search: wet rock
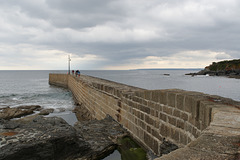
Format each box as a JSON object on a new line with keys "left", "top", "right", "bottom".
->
{"left": 39, "top": 108, "right": 54, "bottom": 115}
{"left": 56, "top": 108, "right": 66, "bottom": 112}
{"left": 18, "top": 105, "right": 41, "bottom": 111}
{"left": 0, "top": 120, "right": 19, "bottom": 129}
{"left": 0, "top": 105, "right": 41, "bottom": 120}
{"left": 74, "top": 115, "right": 128, "bottom": 159}
{"left": 73, "top": 103, "right": 93, "bottom": 121}
{"left": 0, "top": 114, "right": 128, "bottom": 160}
{"left": 0, "top": 116, "right": 90, "bottom": 160}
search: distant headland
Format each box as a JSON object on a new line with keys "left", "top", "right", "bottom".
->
{"left": 186, "top": 59, "right": 240, "bottom": 79}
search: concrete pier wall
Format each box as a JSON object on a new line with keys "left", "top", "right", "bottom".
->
{"left": 49, "top": 74, "right": 240, "bottom": 159}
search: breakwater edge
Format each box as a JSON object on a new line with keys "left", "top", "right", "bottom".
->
{"left": 49, "top": 73, "right": 240, "bottom": 159}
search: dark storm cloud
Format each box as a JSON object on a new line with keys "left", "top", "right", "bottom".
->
{"left": 0, "top": 0, "right": 239, "bottom": 69}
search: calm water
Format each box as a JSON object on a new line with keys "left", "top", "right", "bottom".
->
{"left": 0, "top": 70, "right": 239, "bottom": 160}
{"left": 81, "top": 69, "right": 240, "bottom": 101}
{"left": 0, "top": 69, "right": 239, "bottom": 109}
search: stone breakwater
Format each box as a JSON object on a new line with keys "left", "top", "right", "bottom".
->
{"left": 49, "top": 74, "right": 240, "bottom": 160}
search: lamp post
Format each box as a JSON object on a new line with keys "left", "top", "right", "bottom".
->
{"left": 68, "top": 55, "right": 71, "bottom": 75}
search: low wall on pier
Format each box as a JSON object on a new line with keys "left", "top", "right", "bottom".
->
{"left": 49, "top": 73, "right": 240, "bottom": 160}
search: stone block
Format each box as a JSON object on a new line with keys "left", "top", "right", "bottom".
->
{"left": 195, "top": 119, "right": 201, "bottom": 130}
{"left": 204, "top": 105, "right": 212, "bottom": 127}
{"left": 134, "top": 117, "right": 138, "bottom": 125}
{"left": 160, "top": 112, "right": 167, "bottom": 122}
{"left": 192, "top": 127, "right": 198, "bottom": 138}
{"left": 139, "top": 120, "right": 146, "bottom": 130}
{"left": 188, "top": 115, "right": 196, "bottom": 126}
{"left": 184, "top": 96, "right": 193, "bottom": 113}
{"left": 144, "top": 91, "right": 152, "bottom": 100}
{"left": 142, "top": 99, "right": 148, "bottom": 106}
{"left": 133, "top": 96, "right": 142, "bottom": 104}
{"left": 152, "top": 138, "right": 159, "bottom": 155}
{"left": 199, "top": 101, "right": 212, "bottom": 127}
{"left": 135, "top": 110, "right": 140, "bottom": 119}
{"left": 147, "top": 125, "right": 152, "bottom": 134}
{"left": 162, "top": 106, "right": 173, "bottom": 115}
{"left": 185, "top": 122, "right": 193, "bottom": 133}
{"left": 128, "top": 100, "right": 133, "bottom": 108}
{"left": 168, "top": 116, "right": 176, "bottom": 126}
{"left": 176, "top": 119, "right": 185, "bottom": 130}
{"left": 138, "top": 128, "right": 144, "bottom": 140}
{"left": 152, "top": 90, "right": 161, "bottom": 103}
{"left": 159, "top": 91, "right": 168, "bottom": 105}
{"left": 122, "top": 103, "right": 129, "bottom": 112}
{"left": 150, "top": 109, "right": 155, "bottom": 116}
{"left": 133, "top": 125, "right": 139, "bottom": 137}
{"left": 192, "top": 100, "right": 200, "bottom": 120}
{"left": 135, "top": 91, "right": 145, "bottom": 98}
{"left": 173, "top": 109, "right": 180, "bottom": 118}
{"left": 152, "top": 128, "right": 162, "bottom": 141}
{"left": 211, "top": 108, "right": 240, "bottom": 130}
{"left": 160, "top": 123, "right": 167, "bottom": 137}
{"left": 155, "top": 104, "right": 163, "bottom": 111}
{"left": 167, "top": 92, "right": 176, "bottom": 107}
{"left": 145, "top": 115, "right": 154, "bottom": 126}
{"left": 140, "top": 112, "right": 145, "bottom": 120}
{"left": 144, "top": 132, "right": 153, "bottom": 148}
{"left": 154, "top": 119, "right": 160, "bottom": 128}
{"left": 171, "top": 128, "right": 179, "bottom": 142}
{"left": 188, "top": 133, "right": 240, "bottom": 157}
{"left": 181, "top": 112, "right": 188, "bottom": 121}
{"left": 143, "top": 105, "right": 151, "bottom": 114}
{"left": 176, "top": 94, "right": 185, "bottom": 111}
{"left": 148, "top": 101, "right": 156, "bottom": 109}
{"left": 179, "top": 132, "right": 188, "bottom": 145}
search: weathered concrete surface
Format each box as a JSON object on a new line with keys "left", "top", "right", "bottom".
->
{"left": 156, "top": 107, "right": 240, "bottom": 160}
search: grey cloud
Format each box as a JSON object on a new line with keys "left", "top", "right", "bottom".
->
{"left": 0, "top": 0, "right": 239, "bottom": 70}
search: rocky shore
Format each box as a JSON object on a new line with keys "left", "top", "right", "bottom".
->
{"left": 0, "top": 108, "right": 128, "bottom": 160}
{"left": 186, "top": 68, "right": 240, "bottom": 78}
{"left": 186, "top": 59, "right": 240, "bottom": 79}
{"left": 0, "top": 105, "right": 179, "bottom": 159}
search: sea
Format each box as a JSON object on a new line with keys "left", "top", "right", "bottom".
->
{"left": 0, "top": 69, "right": 239, "bottom": 159}
{"left": 0, "top": 69, "right": 240, "bottom": 115}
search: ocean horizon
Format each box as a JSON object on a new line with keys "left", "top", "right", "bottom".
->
{"left": 0, "top": 69, "right": 239, "bottom": 110}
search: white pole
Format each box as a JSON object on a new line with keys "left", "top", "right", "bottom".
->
{"left": 68, "top": 55, "right": 71, "bottom": 75}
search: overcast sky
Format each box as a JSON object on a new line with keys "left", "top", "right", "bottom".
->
{"left": 0, "top": 0, "right": 239, "bottom": 70}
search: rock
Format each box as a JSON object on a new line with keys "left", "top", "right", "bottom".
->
{"left": 56, "top": 108, "right": 66, "bottom": 112}
{"left": 39, "top": 108, "right": 54, "bottom": 115}
{"left": 160, "top": 138, "right": 178, "bottom": 156}
{"left": 0, "top": 105, "right": 42, "bottom": 120}
{"left": 74, "top": 115, "right": 128, "bottom": 159}
{"left": 18, "top": 105, "right": 41, "bottom": 111}
{"left": 0, "top": 116, "right": 90, "bottom": 160}
{"left": 73, "top": 103, "right": 93, "bottom": 121}
{"left": 0, "top": 114, "right": 129, "bottom": 160}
